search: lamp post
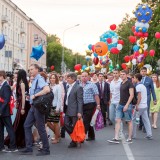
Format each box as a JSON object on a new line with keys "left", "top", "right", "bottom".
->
{"left": 61, "top": 24, "right": 80, "bottom": 74}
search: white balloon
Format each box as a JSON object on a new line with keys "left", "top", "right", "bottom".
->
{"left": 143, "top": 43, "right": 148, "bottom": 50}
{"left": 135, "top": 22, "right": 140, "bottom": 27}
{"left": 139, "top": 22, "right": 144, "bottom": 28}
{"left": 136, "top": 40, "right": 140, "bottom": 46}
{"left": 144, "top": 23, "right": 149, "bottom": 29}
{"left": 112, "top": 38, "right": 118, "bottom": 43}
{"left": 132, "top": 59, "right": 137, "bottom": 65}
{"left": 117, "top": 44, "right": 123, "bottom": 50}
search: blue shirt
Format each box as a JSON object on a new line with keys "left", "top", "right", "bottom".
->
{"left": 30, "top": 74, "right": 48, "bottom": 104}
{"left": 80, "top": 81, "right": 99, "bottom": 104}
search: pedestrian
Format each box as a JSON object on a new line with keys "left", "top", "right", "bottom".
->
{"left": 80, "top": 72, "right": 100, "bottom": 141}
{"left": 132, "top": 73, "right": 152, "bottom": 139}
{"left": 64, "top": 73, "right": 83, "bottom": 148}
{"left": 5, "top": 69, "right": 30, "bottom": 149}
{"left": 0, "top": 70, "right": 17, "bottom": 152}
{"left": 96, "top": 73, "right": 110, "bottom": 126}
{"left": 20, "top": 64, "right": 50, "bottom": 156}
{"left": 150, "top": 74, "right": 160, "bottom": 129}
{"left": 47, "top": 73, "right": 62, "bottom": 144}
{"left": 108, "top": 70, "right": 134, "bottom": 144}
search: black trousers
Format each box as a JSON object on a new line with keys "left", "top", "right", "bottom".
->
{"left": 64, "top": 115, "right": 78, "bottom": 135}
{"left": 100, "top": 99, "right": 107, "bottom": 125}
{"left": 83, "top": 103, "right": 96, "bottom": 139}
{"left": 0, "top": 116, "right": 16, "bottom": 149}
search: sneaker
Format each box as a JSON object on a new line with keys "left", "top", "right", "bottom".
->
{"left": 47, "top": 135, "right": 51, "bottom": 140}
{"left": 126, "top": 139, "right": 133, "bottom": 144}
{"left": 107, "top": 138, "right": 120, "bottom": 144}
{"left": 19, "top": 148, "right": 33, "bottom": 155}
{"left": 0, "top": 148, "right": 6, "bottom": 152}
{"left": 145, "top": 136, "right": 153, "bottom": 140}
{"left": 4, "top": 148, "right": 18, "bottom": 153}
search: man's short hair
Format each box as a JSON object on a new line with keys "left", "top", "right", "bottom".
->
{"left": 140, "top": 67, "right": 147, "bottom": 71}
{"left": 67, "top": 72, "right": 77, "bottom": 81}
{"left": 134, "top": 73, "right": 142, "bottom": 81}
{"left": 98, "top": 73, "right": 104, "bottom": 76}
{"left": 30, "top": 64, "right": 40, "bottom": 70}
{"left": 120, "top": 70, "right": 128, "bottom": 75}
{"left": 0, "top": 70, "right": 6, "bottom": 79}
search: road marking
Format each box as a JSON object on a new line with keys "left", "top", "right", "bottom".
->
{"left": 121, "top": 133, "right": 135, "bottom": 160}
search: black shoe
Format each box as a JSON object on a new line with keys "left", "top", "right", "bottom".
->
{"left": 4, "top": 148, "right": 18, "bottom": 153}
{"left": 36, "top": 150, "right": 50, "bottom": 156}
{"left": 108, "top": 121, "right": 113, "bottom": 126}
{"left": 0, "top": 148, "right": 6, "bottom": 152}
{"left": 19, "top": 148, "right": 33, "bottom": 155}
{"left": 68, "top": 141, "right": 77, "bottom": 148}
{"left": 86, "top": 137, "right": 95, "bottom": 141}
{"left": 61, "top": 134, "right": 65, "bottom": 138}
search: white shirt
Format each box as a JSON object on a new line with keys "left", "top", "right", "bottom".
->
{"left": 51, "top": 84, "right": 62, "bottom": 111}
{"left": 136, "top": 83, "right": 147, "bottom": 108}
{"left": 65, "top": 82, "right": 76, "bottom": 106}
{"left": 110, "top": 78, "right": 122, "bottom": 104}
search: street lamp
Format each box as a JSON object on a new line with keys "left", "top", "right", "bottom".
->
{"left": 61, "top": 24, "right": 80, "bottom": 74}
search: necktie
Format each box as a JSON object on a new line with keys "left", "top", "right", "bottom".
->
{"left": 142, "top": 77, "right": 145, "bottom": 84}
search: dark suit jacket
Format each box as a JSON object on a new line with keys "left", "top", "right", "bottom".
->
{"left": 0, "top": 81, "right": 12, "bottom": 117}
{"left": 96, "top": 81, "right": 110, "bottom": 104}
{"left": 143, "top": 76, "right": 156, "bottom": 101}
{"left": 65, "top": 82, "right": 83, "bottom": 117}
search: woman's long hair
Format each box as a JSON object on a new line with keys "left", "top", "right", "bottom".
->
{"left": 152, "top": 74, "right": 160, "bottom": 88}
{"left": 16, "top": 69, "right": 29, "bottom": 99}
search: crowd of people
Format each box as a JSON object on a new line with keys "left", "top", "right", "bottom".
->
{"left": 0, "top": 64, "right": 159, "bottom": 156}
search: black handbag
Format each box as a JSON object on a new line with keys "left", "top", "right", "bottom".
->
{"left": 33, "top": 80, "right": 54, "bottom": 114}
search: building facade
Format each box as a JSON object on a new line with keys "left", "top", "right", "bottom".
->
{"left": 0, "top": 0, "right": 47, "bottom": 72}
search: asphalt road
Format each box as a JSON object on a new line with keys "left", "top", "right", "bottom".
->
{"left": 0, "top": 117, "right": 160, "bottom": 160}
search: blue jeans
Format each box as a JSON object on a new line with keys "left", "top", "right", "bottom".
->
{"left": 116, "top": 104, "right": 133, "bottom": 121}
{"left": 24, "top": 106, "right": 49, "bottom": 152}
{"left": 109, "top": 103, "right": 119, "bottom": 124}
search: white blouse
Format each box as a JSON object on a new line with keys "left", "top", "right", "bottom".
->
{"left": 51, "top": 84, "right": 62, "bottom": 111}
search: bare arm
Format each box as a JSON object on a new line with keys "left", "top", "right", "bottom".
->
{"left": 136, "top": 92, "right": 141, "bottom": 110}
{"left": 20, "top": 83, "right": 26, "bottom": 109}
{"left": 34, "top": 86, "right": 50, "bottom": 97}
{"left": 95, "top": 95, "right": 100, "bottom": 109}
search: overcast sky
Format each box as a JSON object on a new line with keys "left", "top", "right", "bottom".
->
{"left": 12, "top": 0, "right": 141, "bottom": 54}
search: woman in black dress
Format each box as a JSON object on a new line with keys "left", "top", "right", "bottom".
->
{"left": 5, "top": 69, "right": 30, "bottom": 148}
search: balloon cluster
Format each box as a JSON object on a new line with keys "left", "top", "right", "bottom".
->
{"left": 122, "top": 3, "right": 155, "bottom": 70}
{"left": 0, "top": 34, "right": 5, "bottom": 50}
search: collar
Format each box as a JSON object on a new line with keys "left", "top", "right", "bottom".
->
{"left": 0, "top": 80, "right": 6, "bottom": 87}
{"left": 70, "top": 81, "right": 76, "bottom": 87}
{"left": 33, "top": 74, "right": 41, "bottom": 81}
{"left": 113, "top": 78, "right": 121, "bottom": 82}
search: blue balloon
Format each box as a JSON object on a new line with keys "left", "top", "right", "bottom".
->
{"left": 93, "top": 53, "right": 98, "bottom": 57}
{"left": 30, "top": 45, "right": 44, "bottom": 61}
{"left": 136, "top": 27, "right": 139, "bottom": 32}
{"left": 88, "top": 44, "right": 92, "bottom": 50}
{"left": 82, "top": 65, "right": 87, "bottom": 70}
{"left": 133, "top": 45, "right": 139, "bottom": 52}
{"left": 135, "top": 4, "right": 153, "bottom": 23}
{"left": 0, "top": 34, "right": 5, "bottom": 50}
{"left": 142, "top": 27, "right": 147, "bottom": 33}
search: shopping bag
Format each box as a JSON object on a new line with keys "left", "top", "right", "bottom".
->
{"left": 70, "top": 119, "right": 86, "bottom": 143}
{"left": 90, "top": 109, "right": 99, "bottom": 126}
{"left": 95, "top": 111, "right": 104, "bottom": 131}
{"left": 60, "top": 112, "right": 65, "bottom": 127}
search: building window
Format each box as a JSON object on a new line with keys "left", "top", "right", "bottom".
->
{"left": 5, "top": 7, "right": 7, "bottom": 16}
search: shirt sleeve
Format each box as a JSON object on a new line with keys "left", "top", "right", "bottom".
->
{"left": 136, "top": 85, "right": 141, "bottom": 93}
{"left": 91, "top": 83, "right": 99, "bottom": 95}
{"left": 128, "top": 81, "right": 134, "bottom": 89}
{"left": 38, "top": 77, "right": 48, "bottom": 89}
{"left": 56, "top": 85, "right": 62, "bottom": 111}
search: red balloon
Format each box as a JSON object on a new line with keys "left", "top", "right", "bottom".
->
{"left": 93, "top": 57, "right": 99, "bottom": 65}
{"left": 129, "top": 36, "right": 136, "bottom": 44}
{"left": 132, "top": 26, "right": 135, "bottom": 32}
{"left": 134, "top": 32, "right": 138, "bottom": 36}
{"left": 144, "top": 50, "right": 148, "bottom": 57}
{"left": 107, "top": 38, "right": 112, "bottom": 44}
{"left": 121, "top": 63, "right": 127, "bottom": 69}
{"left": 155, "top": 32, "right": 160, "bottom": 39}
{"left": 91, "top": 45, "right": 95, "bottom": 52}
{"left": 137, "top": 32, "right": 143, "bottom": 37}
{"left": 144, "top": 32, "right": 149, "bottom": 37}
{"left": 124, "top": 56, "right": 130, "bottom": 62}
{"left": 110, "top": 47, "right": 119, "bottom": 54}
{"left": 118, "top": 40, "right": 124, "bottom": 45}
{"left": 50, "top": 65, "right": 54, "bottom": 71}
{"left": 130, "top": 55, "right": 134, "bottom": 60}
{"left": 134, "top": 51, "right": 139, "bottom": 57}
{"left": 110, "top": 24, "right": 117, "bottom": 31}
{"left": 74, "top": 64, "right": 81, "bottom": 71}
{"left": 149, "top": 50, "right": 155, "bottom": 57}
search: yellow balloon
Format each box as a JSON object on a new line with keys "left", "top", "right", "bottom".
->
{"left": 137, "top": 62, "right": 144, "bottom": 69}
{"left": 139, "top": 48, "right": 143, "bottom": 54}
{"left": 85, "top": 67, "right": 91, "bottom": 73}
{"left": 95, "top": 63, "right": 102, "bottom": 70}
{"left": 126, "top": 61, "right": 132, "bottom": 69}
{"left": 86, "top": 50, "right": 92, "bottom": 56}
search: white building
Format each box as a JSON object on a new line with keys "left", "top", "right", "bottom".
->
{"left": 0, "top": 0, "right": 47, "bottom": 72}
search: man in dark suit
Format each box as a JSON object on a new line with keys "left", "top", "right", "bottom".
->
{"left": 64, "top": 72, "right": 83, "bottom": 148}
{"left": 139, "top": 67, "right": 157, "bottom": 131}
{"left": 0, "top": 70, "right": 17, "bottom": 152}
{"left": 96, "top": 73, "right": 110, "bottom": 126}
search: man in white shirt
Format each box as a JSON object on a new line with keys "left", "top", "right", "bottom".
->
{"left": 109, "top": 69, "right": 122, "bottom": 124}
{"left": 132, "top": 73, "right": 152, "bottom": 139}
